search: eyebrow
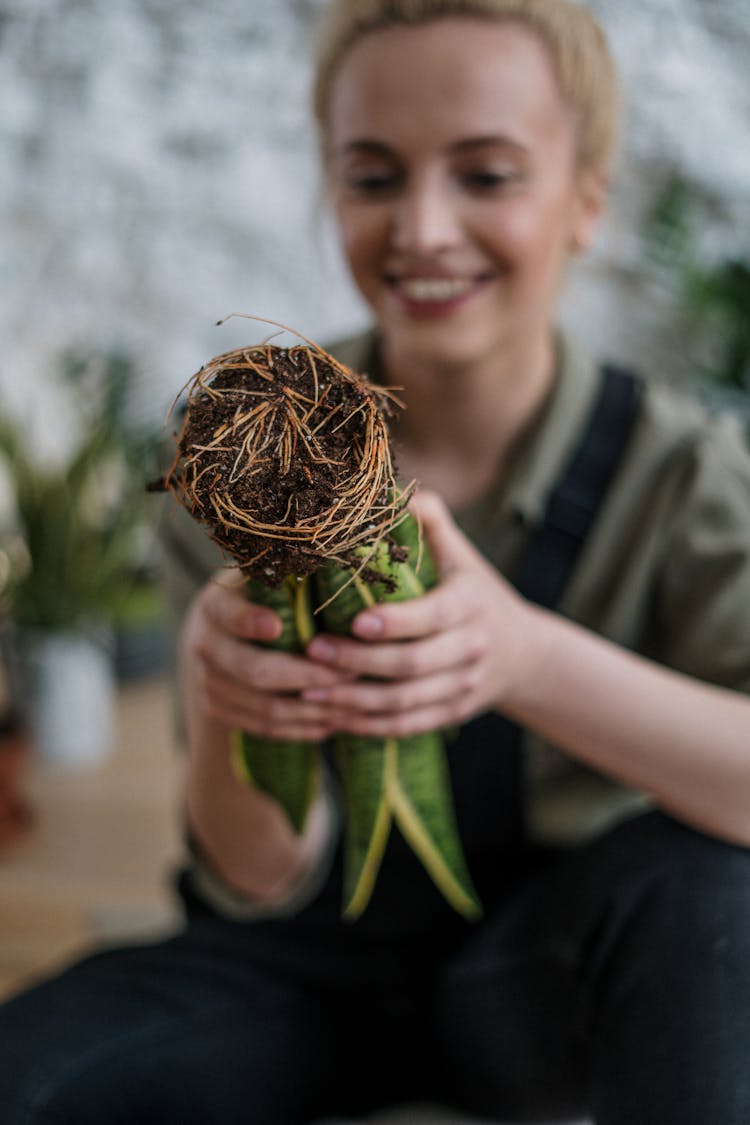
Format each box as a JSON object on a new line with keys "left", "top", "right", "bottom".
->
{"left": 333, "top": 135, "right": 529, "bottom": 158}
{"left": 452, "top": 135, "right": 529, "bottom": 156}
{"left": 332, "top": 140, "right": 394, "bottom": 159}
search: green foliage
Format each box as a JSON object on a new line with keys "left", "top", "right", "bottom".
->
{"left": 684, "top": 259, "right": 750, "bottom": 393}
{"left": 643, "top": 174, "right": 750, "bottom": 397}
{"left": 0, "top": 348, "right": 162, "bottom": 631}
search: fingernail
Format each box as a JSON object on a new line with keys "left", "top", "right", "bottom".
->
{"left": 307, "top": 638, "right": 336, "bottom": 662}
{"left": 353, "top": 613, "right": 383, "bottom": 638}
{"left": 254, "top": 612, "right": 281, "bottom": 641}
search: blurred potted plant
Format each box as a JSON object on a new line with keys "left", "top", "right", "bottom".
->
{"left": 111, "top": 564, "right": 169, "bottom": 683}
{"left": 0, "top": 347, "right": 163, "bottom": 767}
{"left": 643, "top": 172, "right": 750, "bottom": 431}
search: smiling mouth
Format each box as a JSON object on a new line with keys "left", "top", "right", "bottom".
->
{"left": 391, "top": 276, "right": 481, "bottom": 303}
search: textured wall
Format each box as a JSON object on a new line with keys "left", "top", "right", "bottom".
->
{"left": 1, "top": 0, "right": 748, "bottom": 429}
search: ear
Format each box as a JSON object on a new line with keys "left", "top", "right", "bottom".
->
{"left": 570, "top": 169, "right": 607, "bottom": 254}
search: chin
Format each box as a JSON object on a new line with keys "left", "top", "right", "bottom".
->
{"left": 396, "top": 342, "right": 487, "bottom": 378}
{"left": 382, "top": 316, "right": 494, "bottom": 371}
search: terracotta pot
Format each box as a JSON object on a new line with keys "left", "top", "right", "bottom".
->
{"left": 0, "top": 718, "right": 33, "bottom": 850}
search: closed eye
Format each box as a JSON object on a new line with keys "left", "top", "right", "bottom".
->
{"left": 344, "top": 171, "right": 402, "bottom": 196}
{"left": 461, "top": 169, "right": 519, "bottom": 192}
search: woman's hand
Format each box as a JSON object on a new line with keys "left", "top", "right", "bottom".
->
{"left": 181, "top": 567, "right": 354, "bottom": 743}
{"left": 303, "top": 490, "right": 536, "bottom": 737}
{"left": 180, "top": 568, "right": 349, "bottom": 900}
{"left": 299, "top": 491, "right": 750, "bottom": 849}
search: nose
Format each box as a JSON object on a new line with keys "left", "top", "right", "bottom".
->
{"left": 390, "top": 173, "right": 461, "bottom": 255}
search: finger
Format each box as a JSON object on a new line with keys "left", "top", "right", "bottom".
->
{"left": 202, "top": 679, "right": 336, "bottom": 741}
{"left": 303, "top": 662, "right": 480, "bottom": 716}
{"left": 203, "top": 572, "right": 282, "bottom": 643}
{"left": 408, "top": 489, "right": 484, "bottom": 577}
{"left": 202, "top": 638, "right": 354, "bottom": 694}
{"left": 212, "top": 565, "right": 246, "bottom": 592}
{"left": 332, "top": 695, "right": 480, "bottom": 739}
{"left": 350, "top": 576, "right": 481, "bottom": 642}
{"left": 345, "top": 493, "right": 489, "bottom": 643}
{"left": 307, "top": 620, "right": 486, "bottom": 680}
{"left": 201, "top": 664, "right": 341, "bottom": 720}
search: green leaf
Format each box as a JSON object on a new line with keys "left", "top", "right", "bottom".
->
{"left": 232, "top": 731, "right": 320, "bottom": 836}
{"left": 389, "top": 512, "right": 439, "bottom": 588}
{"left": 337, "top": 735, "right": 393, "bottom": 921}
{"left": 316, "top": 525, "right": 482, "bottom": 922}
{"left": 230, "top": 575, "right": 321, "bottom": 834}
{"left": 390, "top": 732, "right": 482, "bottom": 920}
{"left": 247, "top": 574, "right": 315, "bottom": 652}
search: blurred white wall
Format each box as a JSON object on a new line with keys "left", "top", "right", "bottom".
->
{"left": 1, "top": 0, "right": 748, "bottom": 424}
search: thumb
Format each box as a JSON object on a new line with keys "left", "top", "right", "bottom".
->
{"left": 407, "top": 489, "right": 481, "bottom": 579}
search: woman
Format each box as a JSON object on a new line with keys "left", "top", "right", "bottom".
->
{"left": 2, "top": 2, "right": 749, "bottom": 1123}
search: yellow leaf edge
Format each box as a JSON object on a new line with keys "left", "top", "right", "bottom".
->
{"left": 388, "top": 761, "right": 483, "bottom": 921}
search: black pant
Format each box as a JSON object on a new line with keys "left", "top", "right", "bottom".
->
{"left": 1, "top": 812, "right": 749, "bottom": 1124}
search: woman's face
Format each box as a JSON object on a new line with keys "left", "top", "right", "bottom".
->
{"left": 326, "top": 18, "right": 603, "bottom": 371}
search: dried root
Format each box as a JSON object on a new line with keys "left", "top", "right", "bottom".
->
{"left": 163, "top": 318, "right": 413, "bottom": 586}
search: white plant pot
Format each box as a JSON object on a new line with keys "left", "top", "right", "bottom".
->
{"left": 23, "top": 630, "right": 116, "bottom": 768}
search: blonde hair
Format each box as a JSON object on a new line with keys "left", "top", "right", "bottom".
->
{"left": 312, "top": 0, "right": 620, "bottom": 175}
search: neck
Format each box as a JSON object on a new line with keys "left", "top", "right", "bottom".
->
{"left": 382, "top": 332, "right": 557, "bottom": 476}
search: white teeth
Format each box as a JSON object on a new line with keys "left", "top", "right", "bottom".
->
{"left": 398, "top": 277, "right": 474, "bottom": 301}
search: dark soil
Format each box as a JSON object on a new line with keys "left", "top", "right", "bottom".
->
{"left": 165, "top": 344, "right": 403, "bottom": 585}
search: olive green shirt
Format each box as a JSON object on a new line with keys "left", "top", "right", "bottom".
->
{"left": 160, "top": 330, "right": 750, "bottom": 860}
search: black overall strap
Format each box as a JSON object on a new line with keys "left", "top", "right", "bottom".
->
{"left": 515, "top": 363, "right": 641, "bottom": 610}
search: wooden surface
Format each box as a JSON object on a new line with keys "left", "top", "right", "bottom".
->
{"left": 0, "top": 675, "right": 183, "bottom": 1001}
